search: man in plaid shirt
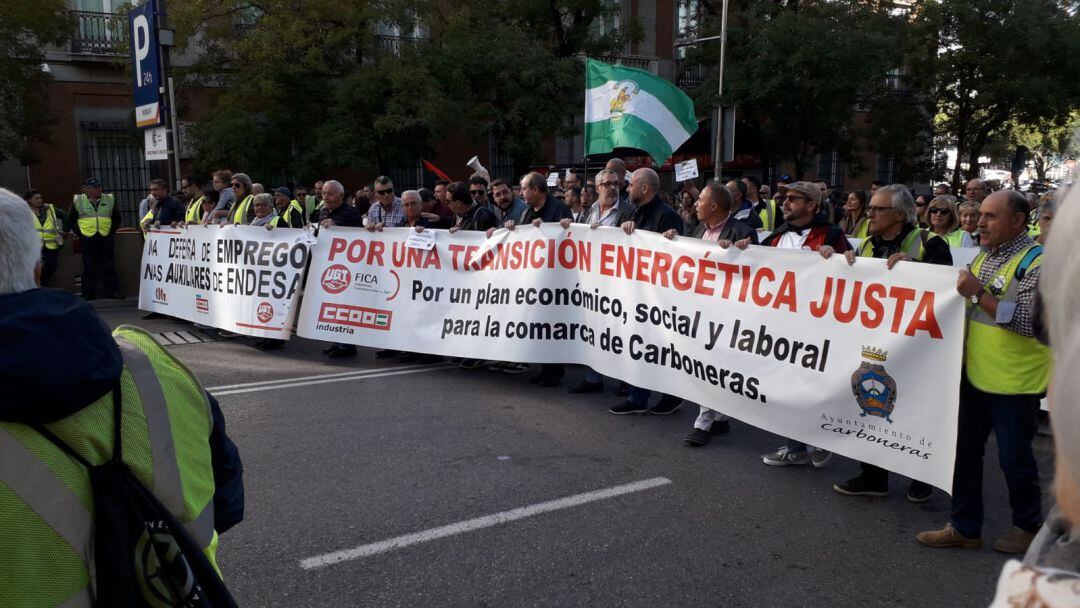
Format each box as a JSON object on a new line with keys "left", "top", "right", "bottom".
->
{"left": 919, "top": 190, "right": 1051, "bottom": 555}
{"left": 366, "top": 175, "right": 406, "bottom": 228}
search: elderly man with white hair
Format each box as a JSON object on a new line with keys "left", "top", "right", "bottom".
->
{"left": 0, "top": 188, "right": 244, "bottom": 605}
{"left": 314, "top": 180, "right": 366, "bottom": 359}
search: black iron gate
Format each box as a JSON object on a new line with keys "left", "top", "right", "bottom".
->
{"left": 79, "top": 122, "right": 154, "bottom": 227}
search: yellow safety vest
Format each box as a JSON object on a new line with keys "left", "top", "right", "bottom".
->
{"left": 857, "top": 226, "right": 933, "bottom": 260}
{"left": 185, "top": 196, "right": 205, "bottom": 224}
{"left": 755, "top": 199, "right": 778, "bottom": 232}
{"left": 72, "top": 193, "right": 115, "bottom": 237}
{"left": 0, "top": 326, "right": 221, "bottom": 607}
{"left": 943, "top": 229, "right": 968, "bottom": 247}
{"left": 139, "top": 209, "right": 155, "bottom": 234}
{"left": 230, "top": 194, "right": 254, "bottom": 224}
{"left": 851, "top": 217, "right": 870, "bottom": 240}
{"left": 965, "top": 244, "right": 1052, "bottom": 395}
{"left": 281, "top": 199, "right": 304, "bottom": 227}
{"left": 32, "top": 204, "right": 61, "bottom": 250}
{"left": 304, "top": 195, "right": 319, "bottom": 218}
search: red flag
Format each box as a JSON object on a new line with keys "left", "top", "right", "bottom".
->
{"left": 422, "top": 159, "right": 452, "bottom": 182}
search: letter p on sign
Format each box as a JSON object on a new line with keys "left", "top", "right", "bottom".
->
{"left": 133, "top": 15, "right": 150, "bottom": 86}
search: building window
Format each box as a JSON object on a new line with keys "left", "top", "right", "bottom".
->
{"left": 877, "top": 155, "right": 895, "bottom": 184}
{"left": 817, "top": 149, "right": 844, "bottom": 187}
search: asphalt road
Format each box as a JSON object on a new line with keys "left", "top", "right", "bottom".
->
{"left": 99, "top": 306, "right": 1056, "bottom": 608}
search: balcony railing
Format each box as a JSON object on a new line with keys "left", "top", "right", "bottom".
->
{"left": 601, "top": 54, "right": 658, "bottom": 74}
{"left": 375, "top": 34, "right": 426, "bottom": 55}
{"left": 69, "top": 10, "right": 128, "bottom": 56}
{"left": 675, "top": 61, "right": 706, "bottom": 90}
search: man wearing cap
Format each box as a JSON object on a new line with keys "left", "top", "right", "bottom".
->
{"left": 68, "top": 178, "right": 122, "bottom": 300}
{"left": 272, "top": 187, "right": 306, "bottom": 228}
{"left": 735, "top": 181, "right": 850, "bottom": 468}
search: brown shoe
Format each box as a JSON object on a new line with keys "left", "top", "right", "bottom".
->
{"left": 916, "top": 523, "right": 982, "bottom": 549}
{"left": 993, "top": 527, "right": 1037, "bottom": 554}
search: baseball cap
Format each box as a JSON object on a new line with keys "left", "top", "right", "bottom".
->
{"left": 83, "top": 178, "right": 101, "bottom": 188}
{"left": 778, "top": 181, "right": 821, "bottom": 206}
{"left": 273, "top": 186, "right": 292, "bottom": 199}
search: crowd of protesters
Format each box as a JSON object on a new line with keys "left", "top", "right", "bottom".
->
{"left": 24, "top": 158, "right": 1069, "bottom": 576}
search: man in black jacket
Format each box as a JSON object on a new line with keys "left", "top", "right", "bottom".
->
{"left": 320, "top": 180, "right": 366, "bottom": 358}
{"left": 447, "top": 182, "right": 497, "bottom": 232}
{"left": 141, "top": 178, "right": 187, "bottom": 230}
{"left": 611, "top": 168, "right": 686, "bottom": 416}
{"left": 662, "top": 181, "right": 758, "bottom": 444}
{"left": 503, "top": 172, "right": 573, "bottom": 385}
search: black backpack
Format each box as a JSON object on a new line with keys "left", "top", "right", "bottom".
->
{"left": 32, "top": 381, "right": 238, "bottom": 607}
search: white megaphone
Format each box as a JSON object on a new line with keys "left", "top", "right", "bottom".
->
{"left": 466, "top": 155, "right": 489, "bottom": 177}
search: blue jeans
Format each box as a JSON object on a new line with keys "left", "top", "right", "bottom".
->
{"left": 584, "top": 369, "right": 603, "bottom": 384}
{"left": 950, "top": 375, "right": 1042, "bottom": 539}
{"left": 627, "top": 386, "right": 651, "bottom": 407}
{"left": 784, "top": 440, "right": 808, "bottom": 455}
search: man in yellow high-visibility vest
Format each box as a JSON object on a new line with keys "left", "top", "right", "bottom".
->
{"left": 918, "top": 190, "right": 1051, "bottom": 555}
{"left": 0, "top": 187, "right": 245, "bottom": 606}
{"left": 24, "top": 189, "right": 64, "bottom": 286}
{"left": 68, "top": 177, "right": 122, "bottom": 300}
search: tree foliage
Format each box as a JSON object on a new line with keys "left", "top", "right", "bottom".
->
{"left": 918, "top": 0, "right": 1080, "bottom": 188}
{"left": 172, "top": 0, "right": 638, "bottom": 183}
{"left": 689, "top": 0, "right": 914, "bottom": 180}
{"left": 0, "top": 0, "right": 72, "bottom": 163}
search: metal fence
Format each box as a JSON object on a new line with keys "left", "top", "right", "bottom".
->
{"left": 79, "top": 122, "right": 153, "bottom": 228}
{"left": 70, "top": 10, "right": 128, "bottom": 56}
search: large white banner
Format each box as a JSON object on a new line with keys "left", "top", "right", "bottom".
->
{"left": 298, "top": 225, "right": 966, "bottom": 491}
{"left": 139, "top": 225, "right": 312, "bottom": 339}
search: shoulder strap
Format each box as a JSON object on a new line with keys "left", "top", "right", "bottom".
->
{"left": 1016, "top": 245, "right": 1043, "bottom": 280}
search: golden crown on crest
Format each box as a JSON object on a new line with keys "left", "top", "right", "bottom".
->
{"left": 861, "top": 346, "right": 889, "bottom": 362}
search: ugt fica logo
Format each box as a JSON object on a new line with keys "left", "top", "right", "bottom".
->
{"left": 321, "top": 264, "right": 350, "bottom": 294}
{"left": 850, "top": 346, "right": 897, "bottom": 423}
{"left": 152, "top": 287, "right": 167, "bottom": 305}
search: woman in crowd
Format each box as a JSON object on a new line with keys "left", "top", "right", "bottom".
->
{"left": 927, "top": 195, "right": 972, "bottom": 246}
{"left": 839, "top": 190, "right": 869, "bottom": 238}
{"left": 958, "top": 201, "right": 980, "bottom": 247}
{"left": 1036, "top": 197, "right": 1054, "bottom": 245}
{"left": 915, "top": 193, "right": 932, "bottom": 228}
{"left": 678, "top": 189, "right": 698, "bottom": 235}
{"left": 247, "top": 193, "right": 279, "bottom": 227}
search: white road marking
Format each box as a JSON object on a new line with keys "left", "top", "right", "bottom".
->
{"left": 299, "top": 476, "right": 673, "bottom": 570}
{"left": 206, "top": 363, "right": 448, "bottom": 391}
{"left": 208, "top": 365, "right": 452, "bottom": 396}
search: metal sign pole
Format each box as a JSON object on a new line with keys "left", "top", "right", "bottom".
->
{"left": 713, "top": 0, "right": 729, "bottom": 182}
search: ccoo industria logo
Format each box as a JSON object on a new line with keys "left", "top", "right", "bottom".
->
{"left": 195, "top": 295, "right": 209, "bottom": 314}
{"left": 850, "top": 346, "right": 898, "bottom": 423}
{"left": 152, "top": 287, "right": 167, "bottom": 305}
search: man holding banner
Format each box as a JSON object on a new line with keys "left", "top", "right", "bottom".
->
{"left": 820, "top": 184, "right": 950, "bottom": 501}
{"left": 918, "top": 190, "right": 1051, "bottom": 555}
{"left": 610, "top": 168, "right": 685, "bottom": 415}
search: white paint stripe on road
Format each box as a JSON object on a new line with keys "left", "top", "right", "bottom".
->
{"left": 299, "top": 476, "right": 673, "bottom": 570}
{"left": 211, "top": 366, "right": 452, "bottom": 396}
{"left": 206, "top": 363, "right": 450, "bottom": 391}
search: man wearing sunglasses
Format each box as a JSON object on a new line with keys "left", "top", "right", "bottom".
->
{"left": 468, "top": 175, "right": 490, "bottom": 207}
{"left": 366, "top": 176, "right": 405, "bottom": 229}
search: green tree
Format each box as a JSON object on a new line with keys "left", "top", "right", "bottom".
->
{"left": 0, "top": 1, "right": 72, "bottom": 162}
{"left": 919, "top": 0, "right": 1080, "bottom": 189}
{"left": 688, "top": 0, "right": 911, "bottom": 180}
{"left": 1006, "top": 112, "right": 1080, "bottom": 180}
{"left": 172, "top": 0, "right": 637, "bottom": 182}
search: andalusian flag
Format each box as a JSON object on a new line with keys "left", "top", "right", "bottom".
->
{"left": 584, "top": 59, "right": 698, "bottom": 165}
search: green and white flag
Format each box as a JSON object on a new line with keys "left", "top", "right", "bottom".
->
{"left": 584, "top": 58, "right": 698, "bottom": 165}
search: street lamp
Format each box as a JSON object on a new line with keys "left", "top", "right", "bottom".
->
{"left": 675, "top": 0, "right": 730, "bottom": 182}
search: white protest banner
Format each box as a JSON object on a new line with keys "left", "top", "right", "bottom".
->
{"left": 547, "top": 173, "right": 560, "bottom": 187}
{"left": 298, "top": 225, "right": 966, "bottom": 491}
{"left": 675, "top": 159, "right": 699, "bottom": 182}
{"left": 139, "top": 225, "right": 311, "bottom": 339}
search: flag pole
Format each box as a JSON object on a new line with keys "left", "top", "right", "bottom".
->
{"left": 582, "top": 58, "right": 589, "bottom": 192}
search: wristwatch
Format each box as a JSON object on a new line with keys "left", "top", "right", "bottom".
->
{"left": 970, "top": 287, "right": 985, "bottom": 304}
